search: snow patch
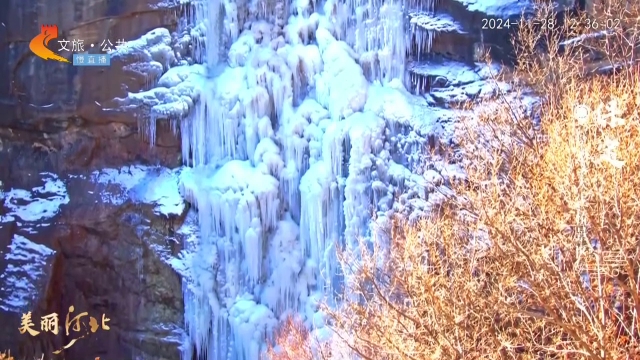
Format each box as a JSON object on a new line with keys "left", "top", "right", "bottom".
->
{"left": 109, "top": 27, "right": 176, "bottom": 70}
{"left": 91, "top": 166, "right": 186, "bottom": 216}
{"left": 409, "top": 13, "right": 464, "bottom": 33}
{"left": 0, "top": 235, "right": 55, "bottom": 312}
{"left": 0, "top": 172, "right": 69, "bottom": 224}
{"left": 454, "top": 0, "right": 534, "bottom": 17}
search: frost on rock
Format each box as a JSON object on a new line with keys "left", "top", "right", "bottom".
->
{"left": 0, "top": 235, "right": 55, "bottom": 312}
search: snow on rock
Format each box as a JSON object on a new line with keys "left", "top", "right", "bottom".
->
{"left": 409, "top": 12, "right": 464, "bottom": 33}
{"left": 430, "top": 78, "right": 512, "bottom": 104}
{"left": 109, "top": 27, "right": 177, "bottom": 70}
{"left": 90, "top": 165, "right": 185, "bottom": 216}
{"left": 0, "top": 235, "right": 55, "bottom": 312}
{"left": 0, "top": 172, "right": 69, "bottom": 225}
{"left": 157, "top": 64, "right": 207, "bottom": 88}
{"left": 409, "top": 60, "right": 482, "bottom": 87}
{"left": 108, "top": 26, "right": 208, "bottom": 146}
{"left": 129, "top": 168, "right": 186, "bottom": 216}
{"left": 114, "top": 64, "right": 206, "bottom": 145}
{"left": 454, "top": 0, "right": 534, "bottom": 17}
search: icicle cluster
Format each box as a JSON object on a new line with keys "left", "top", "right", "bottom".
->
{"left": 346, "top": 0, "right": 407, "bottom": 84}
{"left": 175, "top": 0, "right": 432, "bottom": 358}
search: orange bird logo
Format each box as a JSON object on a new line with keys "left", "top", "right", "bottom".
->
{"left": 29, "top": 25, "right": 70, "bottom": 63}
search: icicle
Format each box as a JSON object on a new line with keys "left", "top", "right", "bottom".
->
{"left": 342, "top": 114, "right": 384, "bottom": 251}
{"left": 180, "top": 114, "right": 192, "bottom": 165}
{"left": 322, "top": 122, "right": 345, "bottom": 178}
{"left": 261, "top": 216, "right": 302, "bottom": 315}
{"left": 268, "top": 75, "right": 286, "bottom": 120}
{"left": 257, "top": 116, "right": 274, "bottom": 140}
{"left": 299, "top": 162, "right": 335, "bottom": 291}
{"left": 148, "top": 116, "right": 157, "bottom": 146}
{"left": 244, "top": 226, "right": 262, "bottom": 283}
{"left": 258, "top": 185, "right": 280, "bottom": 232}
{"left": 254, "top": 138, "right": 284, "bottom": 177}
{"left": 236, "top": 194, "right": 255, "bottom": 243}
{"left": 428, "top": 30, "right": 434, "bottom": 54}
{"left": 242, "top": 107, "right": 260, "bottom": 161}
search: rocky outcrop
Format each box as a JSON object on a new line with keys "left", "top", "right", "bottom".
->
{"left": 0, "top": 0, "right": 195, "bottom": 358}
{"left": 0, "top": 167, "right": 188, "bottom": 360}
{"left": 0, "top": 0, "right": 186, "bottom": 173}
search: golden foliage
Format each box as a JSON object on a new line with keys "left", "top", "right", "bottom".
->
{"left": 265, "top": 317, "right": 316, "bottom": 360}
{"left": 269, "top": 0, "right": 640, "bottom": 359}
{"left": 265, "top": 317, "right": 353, "bottom": 360}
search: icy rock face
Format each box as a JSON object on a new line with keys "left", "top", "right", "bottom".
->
{"left": 150, "top": 0, "right": 531, "bottom": 359}
{"left": 110, "top": 27, "right": 207, "bottom": 146}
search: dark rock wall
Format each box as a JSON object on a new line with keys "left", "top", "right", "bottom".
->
{"left": 0, "top": 0, "right": 187, "bottom": 359}
{"left": 0, "top": 0, "right": 182, "bottom": 175}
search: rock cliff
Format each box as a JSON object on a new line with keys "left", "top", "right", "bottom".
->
{"left": 0, "top": 0, "right": 189, "bottom": 359}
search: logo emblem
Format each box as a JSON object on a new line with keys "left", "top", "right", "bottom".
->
{"left": 29, "top": 25, "right": 70, "bottom": 63}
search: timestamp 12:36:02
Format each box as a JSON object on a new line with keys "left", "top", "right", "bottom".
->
{"left": 481, "top": 17, "right": 621, "bottom": 31}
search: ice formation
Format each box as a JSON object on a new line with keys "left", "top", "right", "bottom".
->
{"left": 112, "top": 0, "right": 536, "bottom": 358}
{"left": 173, "top": 0, "right": 410, "bottom": 353}
{"left": 173, "top": 0, "right": 447, "bottom": 357}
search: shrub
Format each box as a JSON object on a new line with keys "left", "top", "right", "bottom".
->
{"left": 265, "top": 316, "right": 352, "bottom": 360}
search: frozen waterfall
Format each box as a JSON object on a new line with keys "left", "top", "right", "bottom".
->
{"left": 173, "top": 0, "right": 448, "bottom": 358}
